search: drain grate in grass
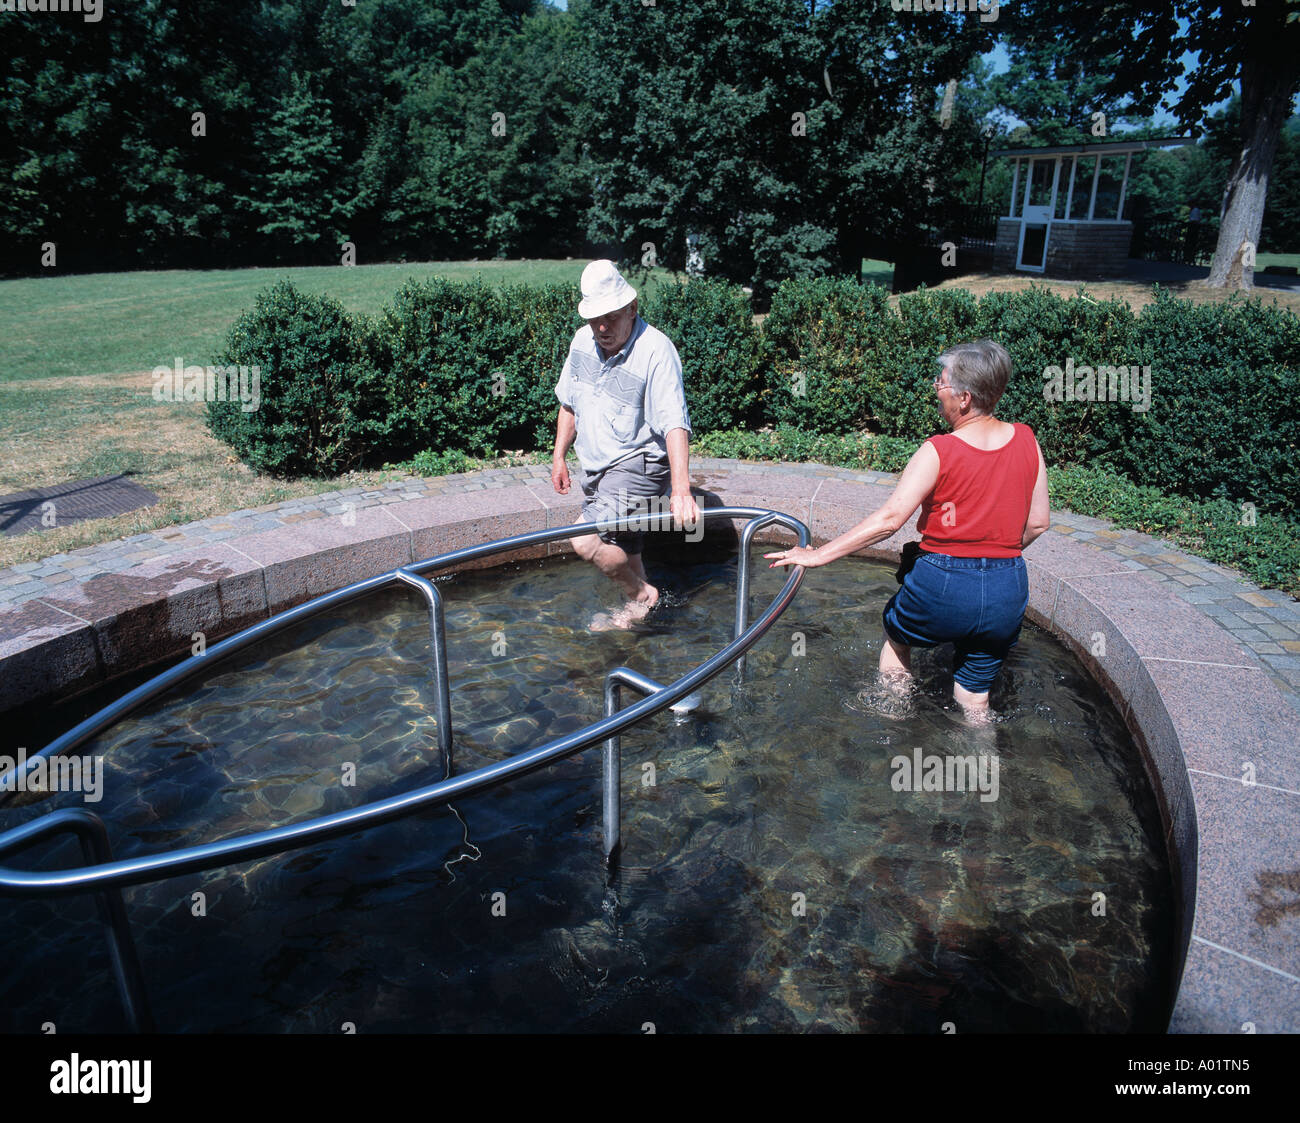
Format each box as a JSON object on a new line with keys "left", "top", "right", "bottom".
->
{"left": 0, "top": 474, "right": 159, "bottom": 537}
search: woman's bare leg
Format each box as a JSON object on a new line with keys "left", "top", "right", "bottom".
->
{"left": 878, "top": 634, "right": 912, "bottom": 694}
{"left": 953, "top": 681, "right": 992, "bottom": 725}
{"left": 879, "top": 634, "right": 912, "bottom": 675}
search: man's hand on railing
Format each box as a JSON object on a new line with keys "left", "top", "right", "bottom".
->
{"left": 670, "top": 489, "right": 699, "bottom": 530}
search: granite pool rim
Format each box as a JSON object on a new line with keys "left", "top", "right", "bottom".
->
{"left": 0, "top": 458, "right": 1296, "bottom": 1034}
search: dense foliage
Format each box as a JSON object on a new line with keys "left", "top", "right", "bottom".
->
{"left": 368, "top": 277, "right": 579, "bottom": 459}
{"left": 208, "top": 278, "right": 1300, "bottom": 525}
{"left": 207, "top": 283, "right": 389, "bottom": 476}
{"left": 641, "top": 281, "right": 768, "bottom": 433}
{"left": 9, "top": 2, "right": 1293, "bottom": 286}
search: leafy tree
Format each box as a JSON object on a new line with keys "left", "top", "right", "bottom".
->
{"left": 989, "top": 36, "right": 1141, "bottom": 147}
{"left": 1010, "top": 0, "right": 1300, "bottom": 289}
{"left": 576, "top": 0, "right": 996, "bottom": 300}
{"left": 576, "top": 0, "right": 828, "bottom": 299}
{"left": 237, "top": 73, "right": 354, "bottom": 263}
{"left": 1177, "top": 0, "right": 1300, "bottom": 284}
{"left": 0, "top": 0, "right": 279, "bottom": 272}
{"left": 814, "top": 0, "right": 999, "bottom": 277}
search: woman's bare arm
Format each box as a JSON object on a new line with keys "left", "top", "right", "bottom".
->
{"left": 767, "top": 442, "right": 940, "bottom": 568}
{"left": 1022, "top": 441, "right": 1051, "bottom": 548}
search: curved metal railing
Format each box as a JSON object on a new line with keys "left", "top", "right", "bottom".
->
{"left": 0, "top": 508, "right": 809, "bottom": 1029}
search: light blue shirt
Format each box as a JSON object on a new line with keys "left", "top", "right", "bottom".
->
{"left": 555, "top": 317, "right": 692, "bottom": 474}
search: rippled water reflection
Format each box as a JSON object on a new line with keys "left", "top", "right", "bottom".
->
{"left": 0, "top": 554, "right": 1172, "bottom": 1032}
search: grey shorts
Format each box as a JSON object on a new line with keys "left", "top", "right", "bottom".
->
{"left": 578, "top": 452, "right": 671, "bottom": 555}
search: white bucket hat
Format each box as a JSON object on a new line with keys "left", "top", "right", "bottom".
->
{"left": 577, "top": 259, "right": 637, "bottom": 319}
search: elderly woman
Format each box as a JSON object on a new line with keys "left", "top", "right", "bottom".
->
{"left": 767, "top": 340, "right": 1050, "bottom": 722}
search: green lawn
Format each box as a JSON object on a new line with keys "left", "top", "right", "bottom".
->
{"left": 0, "top": 259, "right": 677, "bottom": 383}
{"left": 1257, "top": 252, "right": 1300, "bottom": 270}
{"left": 861, "top": 259, "right": 894, "bottom": 287}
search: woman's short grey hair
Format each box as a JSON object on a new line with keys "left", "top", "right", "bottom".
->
{"left": 936, "top": 339, "right": 1012, "bottom": 413}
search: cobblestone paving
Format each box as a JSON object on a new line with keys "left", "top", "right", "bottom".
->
{"left": 2, "top": 460, "right": 1297, "bottom": 713}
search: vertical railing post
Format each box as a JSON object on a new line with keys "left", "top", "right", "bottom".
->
{"left": 0, "top": 808, "right": 154, "bottom": 1032}
{"left": 601, "top": 667, "right": 670, "bottom": 872}
{"left": 602, "top": 677, "right": 623, "bottom": 868}
{"left": 395, "top": 569, "right": 454, "bottom": 778}
{"left": 735, "top": 513, "right": 781, "bottom": 676}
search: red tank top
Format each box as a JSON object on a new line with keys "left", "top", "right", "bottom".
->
{"left": 916, "top": 422, "right": 1039, "bottom": 558}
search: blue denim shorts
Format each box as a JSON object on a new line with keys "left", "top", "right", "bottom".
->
{"left": 882, "top": 551, "right": 1029, "bottom": 694}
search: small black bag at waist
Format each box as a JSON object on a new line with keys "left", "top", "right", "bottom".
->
{"left": 895, "top": 540, "right": 923, "bottom": 584}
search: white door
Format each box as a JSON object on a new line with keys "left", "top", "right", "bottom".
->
{"left": 1017, "top": 157, "right": 1057, "bottom": 271}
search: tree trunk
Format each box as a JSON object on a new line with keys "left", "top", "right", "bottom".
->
{"left": 1204, "top": 48, "right": 1294, "bottom": 288}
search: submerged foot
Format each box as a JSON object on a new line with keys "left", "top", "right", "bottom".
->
{"left": 590, "top": 587, "right": 660, "bottom": 632}
{"left": 953, "top": 682, "right": 993, "bottom": 727}
{"left": 847, "top": 671, "right": 916, "bottom": 720}
{"left": 957, "top": 702, "right": 994, "bottom": 728}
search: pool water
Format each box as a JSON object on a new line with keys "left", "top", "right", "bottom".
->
{"left": 0, "top": 553, "right": 1173, "bottom": 1032}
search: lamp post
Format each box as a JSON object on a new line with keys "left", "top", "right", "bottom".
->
{"left": 977, "top": 122, "right": 995, "bottom": 212}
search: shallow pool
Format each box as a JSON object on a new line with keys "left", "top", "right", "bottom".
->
{"left": 0, "top": 553, "right": 1173, "bottom": 1032}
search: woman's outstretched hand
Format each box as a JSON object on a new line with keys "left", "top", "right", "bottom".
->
{"left": 765, "top": 546, "right": 826, "bottom": 569}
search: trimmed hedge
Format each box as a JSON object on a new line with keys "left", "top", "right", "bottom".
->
{"left": 209, "top": 276, "right": 1299, "bottom": 523}
{"left": 873, "top": 286, "right": 983, "bottom": 439}
{"left": 367, "top": 278, "right": 579, "bottom": 459}
{"left": 642, "top": 279, "right": 766, "bottom": 432}
{"left": 973, "top": 286, "right": 1140, "bottom": 468}
{"left": 761, "top": 277, "right": 894, "bottom": 433}
{"left": 205, "top": 282, "right": 388, "bottom": 477}
{"left": 1117, "top": 290, "right": 1299, "bottom": 514}
{"left": 694, "top": 426, "right": 918, "bottom": 473}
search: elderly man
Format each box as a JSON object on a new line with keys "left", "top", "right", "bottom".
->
{"left": 552, "top": 260, "right": 700, "bottom": 629}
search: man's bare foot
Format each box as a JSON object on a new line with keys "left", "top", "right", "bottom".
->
{"left": 591, "top": 586, "right": 659, "bottom": 631}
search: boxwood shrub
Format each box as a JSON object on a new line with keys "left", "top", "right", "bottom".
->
{"left": 642, "top": 278, "right": 765, "bottom": 431}
{"left": 205, "top": 281, "right": 389, "bottom": 477}
{"left": 973, "top": 286, "right": 1140, "bottom": 468}
{"left": 209, "top": 275, "right": 1298, "bottom": 527}
{"left": 762, "top": 277, "right": 895, "bottom": 433}
{"left": 1112, "top": 290, "right": 1299, "bottom": 513}
{"left": 368, "top": 278, "right": 579, "bottom": 460}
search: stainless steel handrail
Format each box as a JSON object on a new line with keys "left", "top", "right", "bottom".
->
{"left": 0, "top": 508, "right": 808, "bottom": 1031}
{"left": 0, "top": 808, "right": 153, "bottom": 1032}
{"left": 602, "top": 666, "right": 665, "bottom": 867}
{"left": 0, "top": 508, "right": 808, "bottom": 896}
{"left": 392, "top": 567, "right": 453, "bottom": 776}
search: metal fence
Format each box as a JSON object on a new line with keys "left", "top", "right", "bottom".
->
{"left": 1130, "top": 218, "right": 1217, "bottom": 266}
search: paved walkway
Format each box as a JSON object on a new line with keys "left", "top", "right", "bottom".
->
{"left": 1119, "top": 257, "right": 1300, "bottom": 293}
{"left": 1, "top": 460, "right": 1297, "bottom": 713}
